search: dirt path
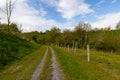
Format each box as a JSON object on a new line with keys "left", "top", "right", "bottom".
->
{"left": 31, "top": 47, "right": 48, "bottom": 80}
{"left": 50, "top": 47, "right": 63, "bottom": 80}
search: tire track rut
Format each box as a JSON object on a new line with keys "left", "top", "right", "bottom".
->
{"left": 31, "top": 47, "right": 48, "bottom": 80}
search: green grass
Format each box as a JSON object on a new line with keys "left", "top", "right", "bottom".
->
{"left": 0, "top": 46, "right": 46, "bottom": 80}
{"left": 53, "top": 47, "right": 88, "bottom": 80}
{"left": 39, "top": 47, "right": 52, "bottom": 80}
{"left": 53, "top": 47, "right": 120, "bottom": 80}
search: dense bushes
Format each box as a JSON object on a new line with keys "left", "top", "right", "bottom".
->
{"left": 0, "top": 23, "right": 21, "bottom": 34}
{"left": 89, "top": 30, "right": 120, "bottom": 53}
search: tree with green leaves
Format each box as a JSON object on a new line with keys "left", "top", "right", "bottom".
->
{"left": 45, "top": 27, "right": 61, "bottom": 45}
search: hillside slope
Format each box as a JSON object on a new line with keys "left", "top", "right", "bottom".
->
{"left": 0, "top": 32, "right": 39, "bottom": 69}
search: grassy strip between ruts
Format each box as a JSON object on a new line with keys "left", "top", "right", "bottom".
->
{"left": 39, "top": 47, "right": 52, "bottom": 80}
{"left": 0, "top": 46, "right": 46, "bottom": 80}
{"left": 53, "top": 47, "right": 120, "bottom": 80}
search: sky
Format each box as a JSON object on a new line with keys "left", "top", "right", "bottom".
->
{"left": 0, "top": 0, "right": 120, "bottom": 32}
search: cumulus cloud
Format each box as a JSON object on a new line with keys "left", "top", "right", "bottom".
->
{"left": 0, "top": 0, "right": 63, "bottom": 32}
{"left": 41, "top": 0, "right": 94, "bottom": 20}
{"left": 2, "top": 0, "right": 118, "bottom": 32}
{"left": 39, "top": 7, "right": 47, "bottom": 17}
{"left": 92, "top": 12, "right": 120, "bottom": 29}
{"left": 41, "top": 0, "right": 58, "bottom": 7}
{"left": 112, "top": 0, "right": 117, "bottom": 3}
{"left": 57, "top": 0, "right": 93, "bottom": 20}
{"left": 96, "top": 0, "right": 105, "bottom": 5}
{"left": 0, "top": 0, "right": 94, "bottom": 32}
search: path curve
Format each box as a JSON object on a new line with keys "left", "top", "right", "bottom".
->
{"left": 50, "top": 47, "right": 63, "bottom": 80}
{"left": 31, "top": 47, "right": 48, "bottom": 80}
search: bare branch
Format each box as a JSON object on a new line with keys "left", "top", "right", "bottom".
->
{"left": 0, "top": 0, "right": 17, "bottom": 32}
{"left": 0, "top": 7, "right": 6, "bottom": 13}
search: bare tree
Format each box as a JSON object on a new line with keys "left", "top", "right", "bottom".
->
{"left": 0, "top": 0, "right": 16, "bottom": 32}
{"left": 116, "top": 21, "right": 120, "bottom": 30}
{"left": 0, "top": 18, "right": 1, "bottom": 24}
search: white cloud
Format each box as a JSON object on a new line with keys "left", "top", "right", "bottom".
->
{"left": 0, "top": 0, "right": 70, "bottom": 32}
{"left": 41, "top": 0, "right": 93, "bottom": 20}
{"left": 2, "top": 0, "right": 119, "bottom": 32}
{"left": 92, "top": 12, "right": 120, "bottom": 29}
{"left": 112, "top": 0, "right": 117, "bottom": 3}
{"left": 57, "top": 0, "right": 93, "bottom": 20}
{"left": 41, "top": 0, "right": 58, "bottom": 7}
{"left": 96, "top": 0, "right": 105, "bottom": 5}
{"left": 39, "top": 6, "right": 47, "bottom": 17}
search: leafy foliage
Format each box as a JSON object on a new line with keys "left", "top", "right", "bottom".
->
{"left": 0, "top": 23, "right": 21, "bottom": 34}
{"left": 89, "top": 29, "right": 120, "bottom": 53}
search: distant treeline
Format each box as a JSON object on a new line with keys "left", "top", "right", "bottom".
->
{"left": 1, "top": 21, "right": 120, "bottom": 54}
{"left": 23, "top": 21, "right": 120, "bottom": 53}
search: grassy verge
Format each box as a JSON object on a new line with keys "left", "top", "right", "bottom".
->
{"left": 53, "top": 47, "right": 88, "bottom": 80}
{"left": 0, "top": 46, "right": 46, "bottom": 80}
{"left": 39, "top": 47, "right": 52, "bottom": 80}
{"left": 53, "top": 47, "right": 120, "bottom": 80}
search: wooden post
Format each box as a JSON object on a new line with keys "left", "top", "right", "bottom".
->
{"left": 87, "top": 45, "right": 90, "bottom": 62}
{"left": 65, "top": 43, "right": 66, "bottom": 48}
{"left": 68, "top": 45, "right": 69, "bottom": 53}
{"left": 72, "top": 42, "right": 74, "bottom": 54}
{"left": 74, "top": 41, "right": 77, "bottom": 55}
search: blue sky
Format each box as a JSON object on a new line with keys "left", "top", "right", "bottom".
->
{"left": 29, "top": 0, "right": 120, "bottom": 20}
{"left": 0, "top": 0, "right": 120, "bottom": 32}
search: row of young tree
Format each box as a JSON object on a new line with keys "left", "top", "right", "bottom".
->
{"left": 24, "top": 21, "right": 120, "bottom": 53}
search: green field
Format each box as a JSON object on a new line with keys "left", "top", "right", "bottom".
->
{"left": 53, "top": 47, "right": 120, "bottom": 80}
